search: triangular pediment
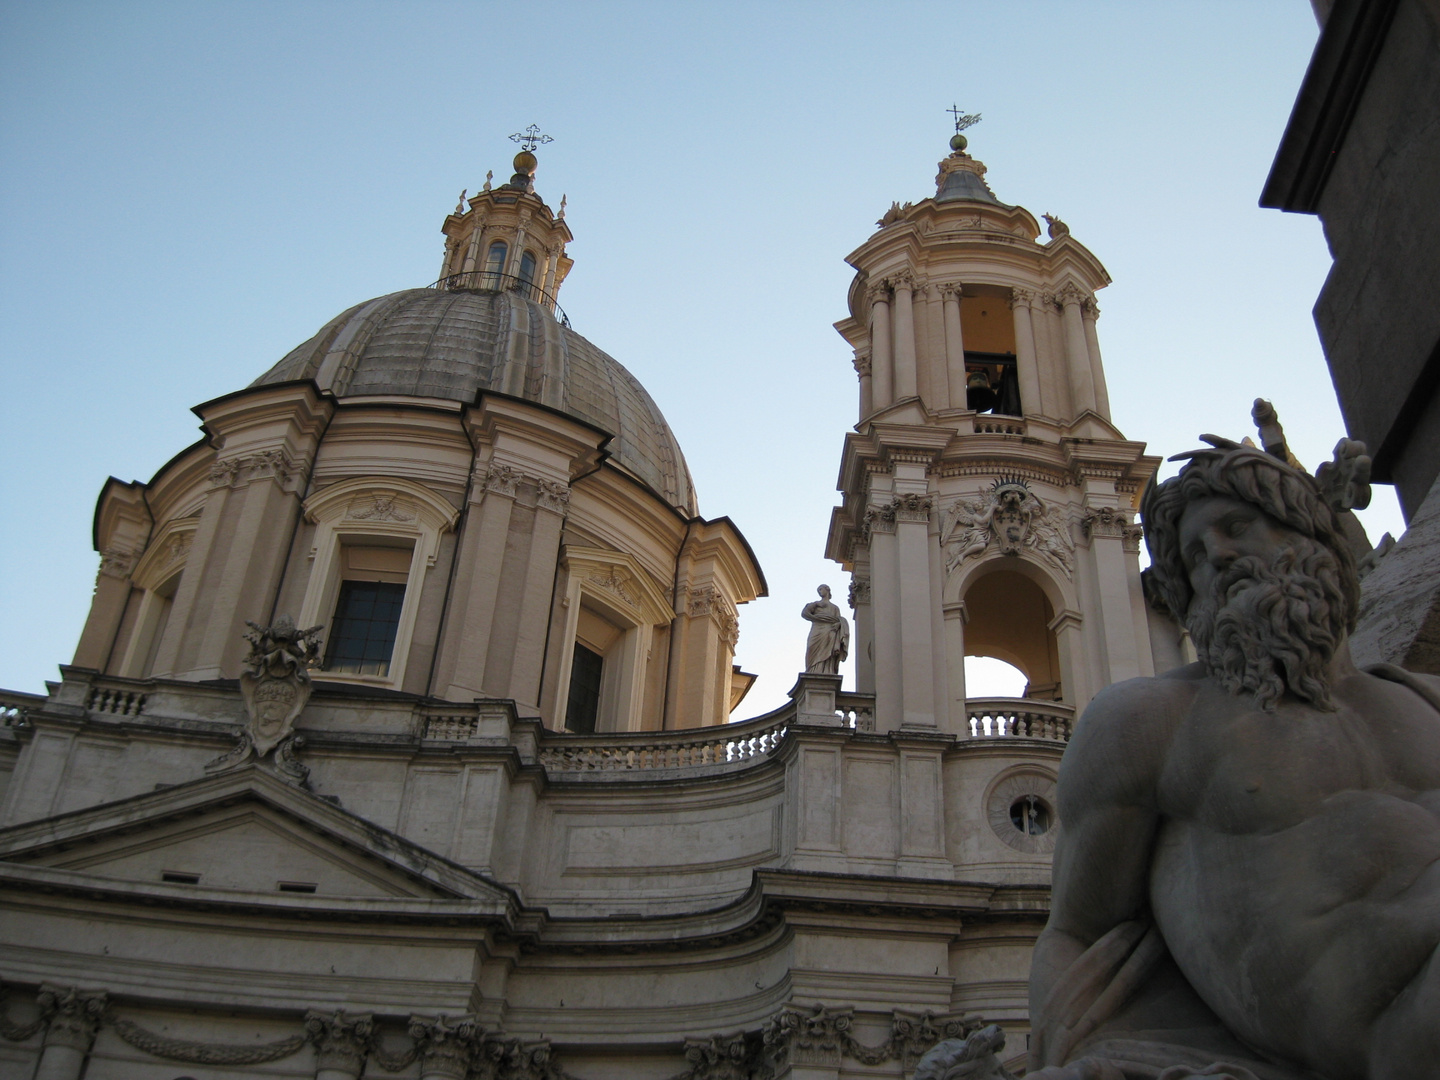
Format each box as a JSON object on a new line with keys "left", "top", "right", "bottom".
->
{"left": 0, "top": 765, "right": 512, "bottom": 908}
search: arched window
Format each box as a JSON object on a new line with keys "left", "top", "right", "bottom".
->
{"left": 518, "top": 250, "right": 538, "bottom": 297}
{"left": 484, "top": 241, "right": 508, "bottom": 286}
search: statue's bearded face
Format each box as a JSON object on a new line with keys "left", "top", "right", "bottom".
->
{"left": 1178, "top": 495, "right": 1349, "bottom": 712}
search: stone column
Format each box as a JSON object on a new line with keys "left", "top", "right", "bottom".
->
{"left": 1084, "top": 508, "right": 1143, "bottom": 685}
{"left": 304, "top": 1010, "right": 374, "bottom": 1080}
{"left": 1059, "top": 285, "right": 1097, "bottom": 416}
{"left": 852, "top": 350, "right": 872, "bottom": 422}
{"left": 866, "top": 501, "right": 902, "bottom": 730}
{"left": 540, "top": 243, "right": 560, "bottom": 301}
{"left": 943, "top": 604, "right": 968, "bottom": 735}
{"left": 892, "top": 274, "right": 918, "bottom": 401}
{"left": 434, "top": 461, "right": 519, "bottom": 699}
{"left": 868, "top": 281, "right": 893, "bottom": 411}
{"left": 941, "top": 284, "right": 966, "bottom": 410}
{"left": 1010, "top": 287, "right": 1042, "bottom": 418}
{"left": 1082, "top": 295, "right": 1111, "bottom": 420}
{"left": 33, "top": 986, "right": 106, "bottom": 1080}
{"left": 506, "top": 479, "right": 570, "bottom": 711}
{"left": 409, "top": 1015, "right": 481, "bottom": 1080}
{"left": 895, "top": 493, "right": 936, "bottom": 727}
{"left": 71, "top": 551, "right": 137, "bottom": 671}
{"left": 190, "top": 452, "right": 308, "bottom": 679}
{"left": 848, "top": 568, "right": 873, "bottom": 694}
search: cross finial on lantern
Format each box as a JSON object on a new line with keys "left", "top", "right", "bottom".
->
{"left": 947, "top": 105, "right": 982, "bottom": 133}
{"left": 509, "top": 124, "right": 554, "bottom": 152}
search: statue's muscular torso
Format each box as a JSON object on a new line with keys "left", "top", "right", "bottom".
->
{"left": 1044, "top": 661, "right": 1440, "bottom": 1079}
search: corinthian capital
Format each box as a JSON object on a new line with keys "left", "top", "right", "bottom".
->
{"left": 37, "top": 984, "right": 107, "bottom": 1053}
{"left": 852, "top": 350, "right": 872, "bottom": 376}
{"left": 1056, "top": 283, "right": 1087, "bottom": 307}
{"left": 305, "top": 1010, "right": 374, "bottom": 1078}
{"left": 408, "top": 1015, "right": 482, "bottom": 1080}
{"left": 939, "top": 282, "right": 963, "bottom": 300}
{"left": 890, "top": 269, "right": 916, "bottom": 291}
{"left": 1009, "top": 287, "right": 1036, "bottom": 309}
{"left": 1082, "top": 294, "right": 1100, "bottom": 319}
{"left": 865, "top": 280, "right": 891, "bottom": 305}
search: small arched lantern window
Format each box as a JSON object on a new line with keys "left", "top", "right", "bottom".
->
{"left": 484, "top": 241, "right": 508, "bottom": 282}
{"left": 518, "top": 250, "right": 538, "bottom": 296}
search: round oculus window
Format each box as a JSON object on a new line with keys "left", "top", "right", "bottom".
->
{"left": 987, "top": 771, "right": 1060, "bottom": 854}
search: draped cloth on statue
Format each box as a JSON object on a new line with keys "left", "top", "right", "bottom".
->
{"left": 1028, "top": 921, "right": 1307, "bottom": 1080}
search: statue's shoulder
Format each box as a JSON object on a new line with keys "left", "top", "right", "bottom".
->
{"left": 1063, "top": 666, "right": 1202, "bottom": 793}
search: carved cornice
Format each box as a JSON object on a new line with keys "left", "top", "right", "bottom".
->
{"left": 208, "top": 449, "right": 307, "bottom": 492}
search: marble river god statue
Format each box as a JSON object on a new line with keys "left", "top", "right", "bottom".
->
{"left": 802, "top": 584, "right": 850, "bottom": 675}
{"left": 1025, "top": 437, "right": 1440, "bottom": 1080}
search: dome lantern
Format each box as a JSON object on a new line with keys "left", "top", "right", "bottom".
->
{"left": 438, "top": 127, "right": 573, "bottom": 315}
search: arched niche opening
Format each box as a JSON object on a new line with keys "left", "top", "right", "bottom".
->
{"left": 963, "top": 655, "right": 1028, "bottom": 697}
{"left": 963, "top": 567, "right": 1063, "bottom": 701}
{"left": 960, "top": 288, "right": 1020, "bottom": 415}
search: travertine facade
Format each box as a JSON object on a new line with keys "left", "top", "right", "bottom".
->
{"left": 0, "top": 139, "right": 1158, "bottom": 1080}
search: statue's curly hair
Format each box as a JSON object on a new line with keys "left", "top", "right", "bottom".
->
{"left": 1141, "top": 440, "right": 1359, "bottom": 632}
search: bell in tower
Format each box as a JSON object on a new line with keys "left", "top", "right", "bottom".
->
{"left": 826, "top": 117, "right": 1188, "bottom": 736}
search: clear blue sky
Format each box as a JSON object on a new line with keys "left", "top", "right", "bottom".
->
{"left": 0, "top": 1, "right": 1400, "bottom": 709}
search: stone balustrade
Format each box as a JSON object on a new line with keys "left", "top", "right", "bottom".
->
{"left": 538, "top": 707, "right": 792, "bottom": 773}
{"left": 964, "top": 697, "right": 1074, "bottom": 741}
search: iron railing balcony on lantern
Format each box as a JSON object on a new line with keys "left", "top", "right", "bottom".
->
{"left": 429, "top": 271, "right": 571, "bottom": 328}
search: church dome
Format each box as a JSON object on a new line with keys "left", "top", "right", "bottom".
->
{"left": 252, "top": 285, "right": 697, "bottom": 515}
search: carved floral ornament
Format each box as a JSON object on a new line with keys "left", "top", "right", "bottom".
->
{"left": 0, "top": 983, "right": 983, "bottom": 1080}
{"left": 474, "top": 461, "right": 571, "bottom": 513}
{"left": 207, "top": 448, "right": 307, "bottom": 492}
{"left": 860, "top": 493, "right": 933, "bottom": 541}
{"left": 941, "top": 479, "right": 1075, "bottom": 577}
{"left": 1081, "top": 506, "right": 1144, "bottom": 551}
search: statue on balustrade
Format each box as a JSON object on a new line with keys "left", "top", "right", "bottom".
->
{"left": 1025, "top": 436, "right": 1440, "bottom": 1080}
{"left": 802, "top": 584, "right": 850, "bottom": 675}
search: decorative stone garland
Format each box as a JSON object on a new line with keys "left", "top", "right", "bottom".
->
{"left": 109, "top": 1018, "right": 308, "bottom": 1065}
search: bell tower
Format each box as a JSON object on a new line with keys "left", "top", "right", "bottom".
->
{"left": 827, "top": 124, "right": 1179, "bottom": 735}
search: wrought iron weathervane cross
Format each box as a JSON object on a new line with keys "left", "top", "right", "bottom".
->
{"left": 510, "top": 124, "right": 554, "bottom": 152}
{"left": 948, "top": 105, "right": 982, "bottom": 133}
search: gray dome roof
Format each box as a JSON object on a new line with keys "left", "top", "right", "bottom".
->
{"left": 253, "top": 287, "right": 697, "bottom": 514}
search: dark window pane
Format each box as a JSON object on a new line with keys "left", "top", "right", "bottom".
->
{"left": 566, "top": 643, "right": 604, "bottom": 734}
{"left": 325, "top": 580, "right": 406, "bottom": 676}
